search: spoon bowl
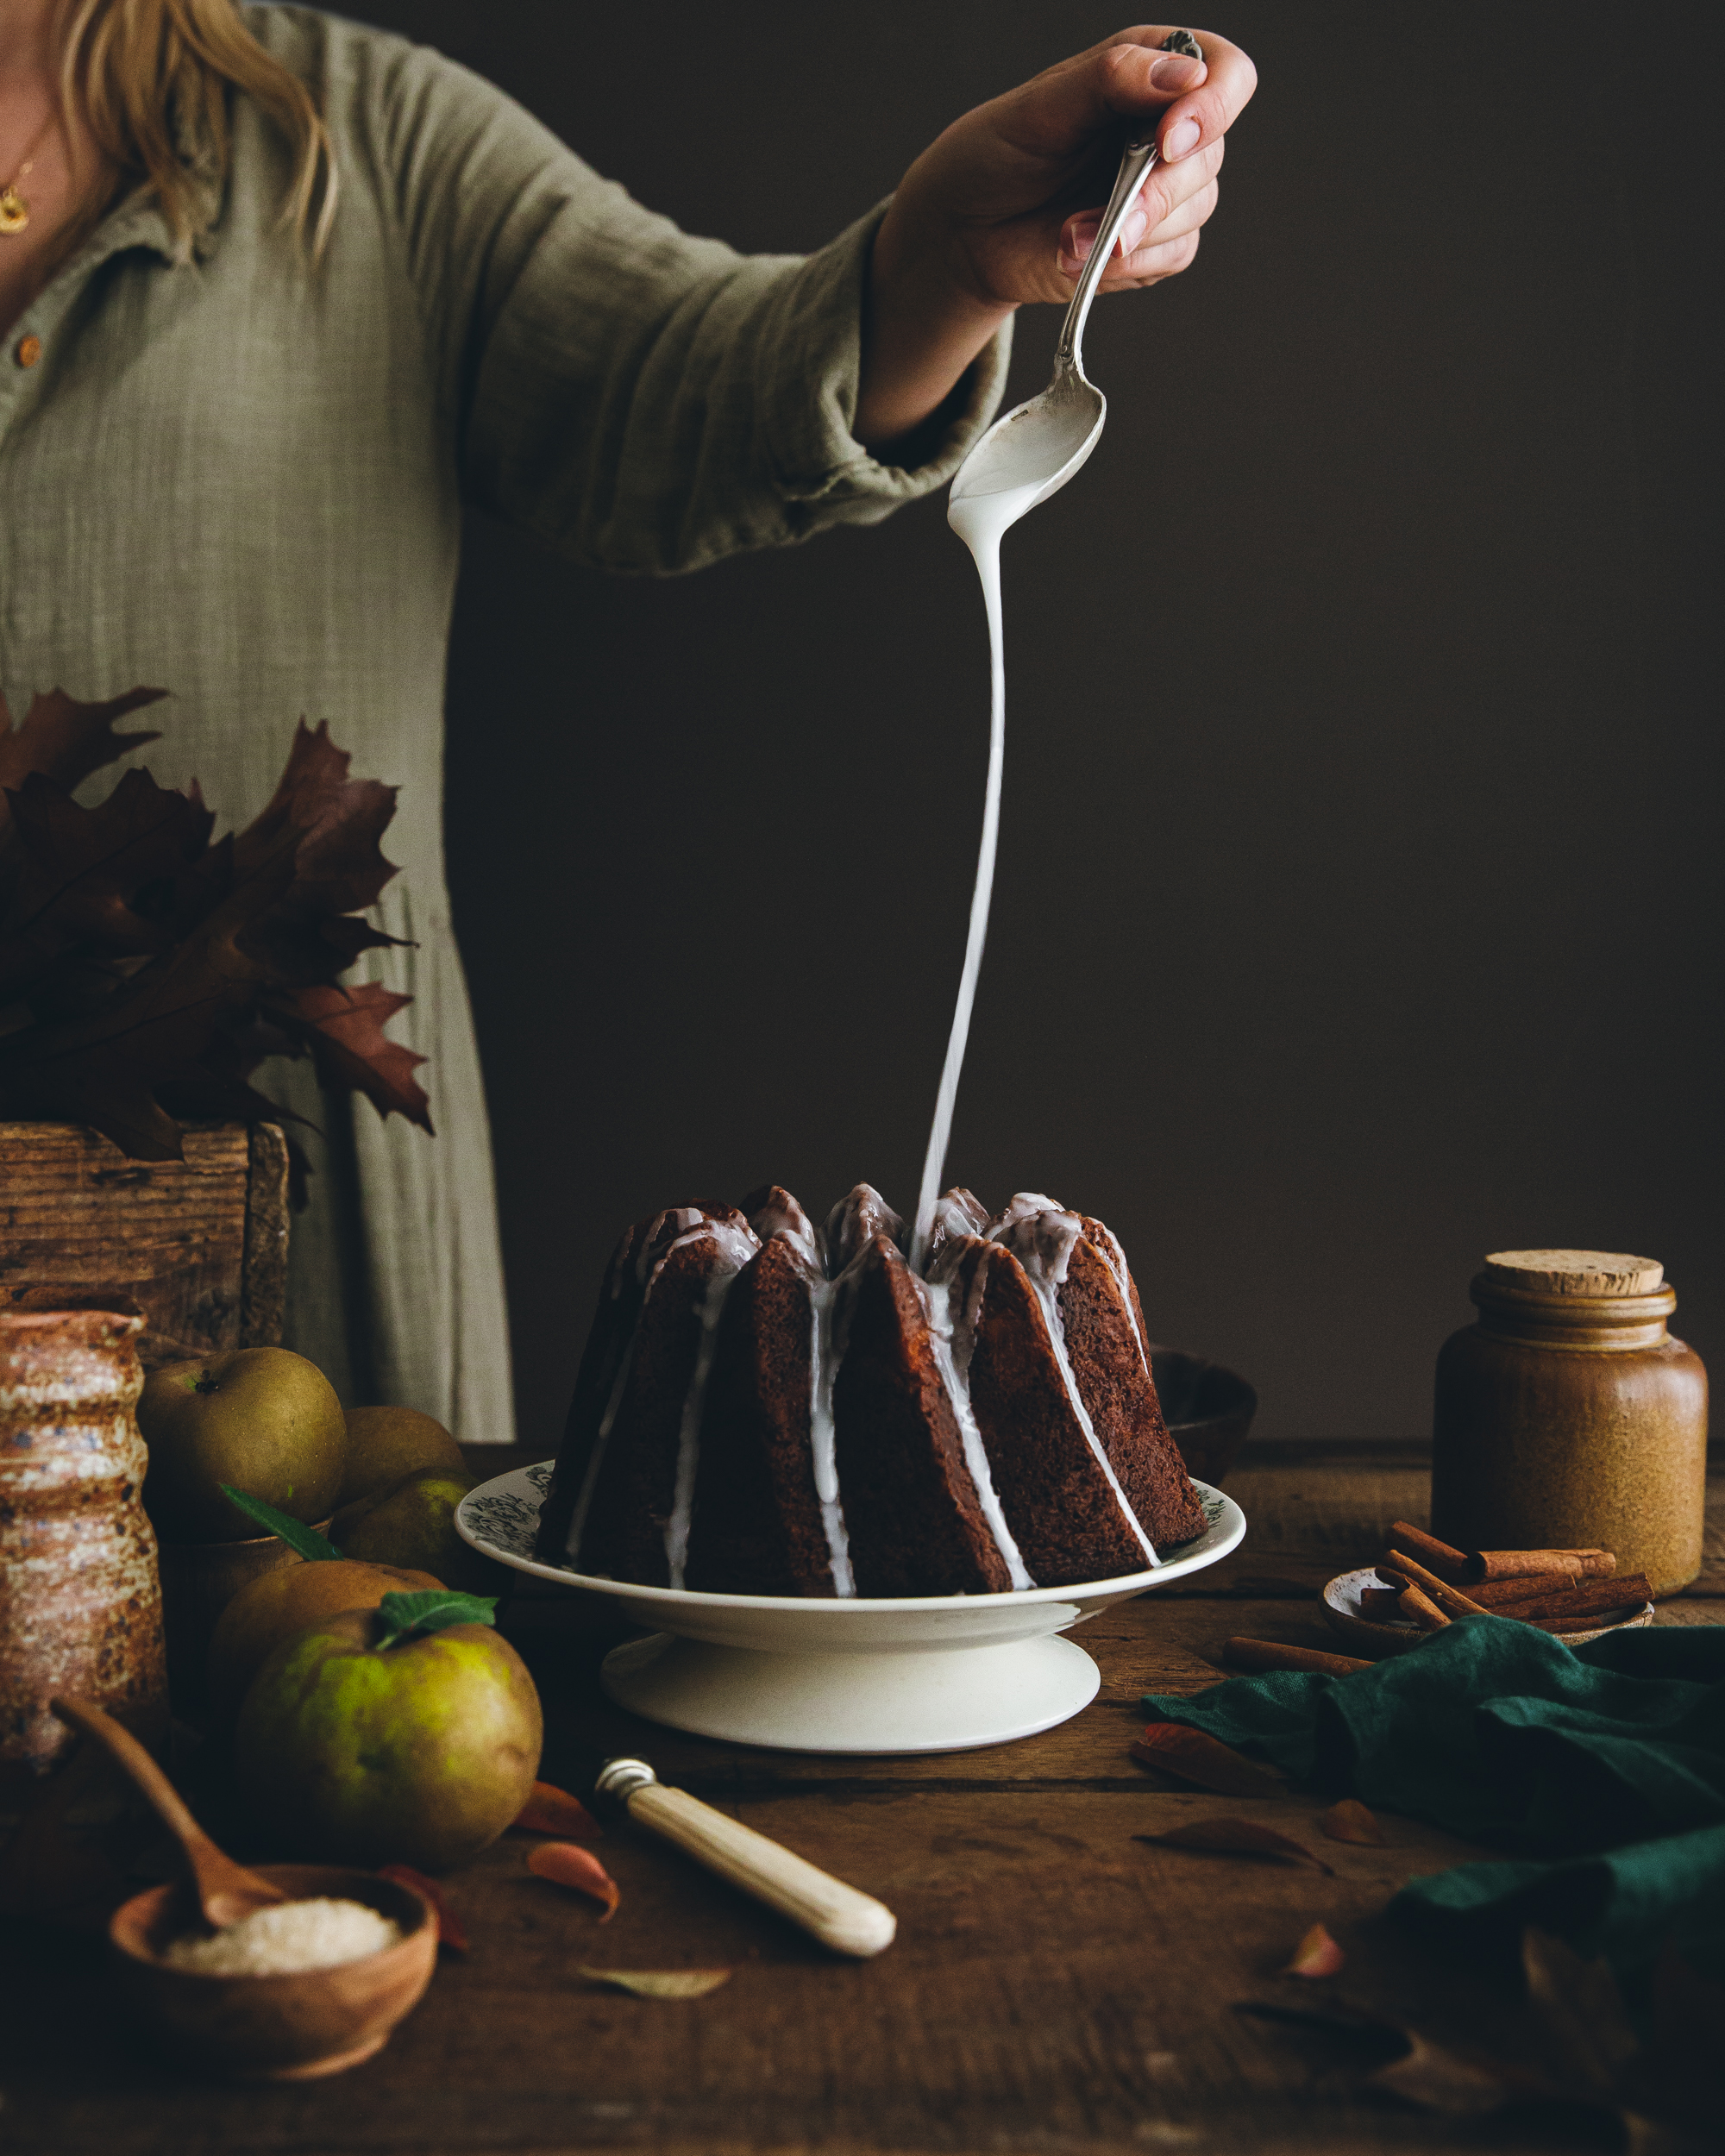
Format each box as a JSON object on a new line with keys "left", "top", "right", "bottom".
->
{"left": 110, "top": 1862, "right": 438, "bottom": 2080}
{"left": 950, "top": 37, "right": 1195, "bottom": 526}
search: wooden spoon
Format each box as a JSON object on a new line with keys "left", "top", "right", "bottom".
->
{"left": 51, "top": 1695, "right": 288, "bottom": 1929}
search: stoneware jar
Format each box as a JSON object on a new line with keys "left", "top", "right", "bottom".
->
{"left": 1432, "top": 1249, "right": 1708, "bottom": 1596}
{"left": 0, "top": 1300, "right": 170, "bottom": 1913}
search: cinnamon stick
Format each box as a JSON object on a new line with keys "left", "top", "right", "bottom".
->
{"left": 1358, "top": 1586, "right": 1405, "bottom": 1616}
{"left": 1384, "top": 1549, "right": 1491, "bottom": 1618}
{"left": 1496, "top": 1574, "right": 1653, "bottom": 1625}
{"left": 1224, "top": 1638, "right": 1371, "bottom": 1678}
{"left": 1386, "top": 1520, "right": 1471, "bottom": 1583}
{"left": 1397, "top": 1583, "right": 1449, "bottom": 1630}
{"left": 1460, "top": 1574, "right": 1576, "bottom": 1610}
{"left": 1470, "top": 1547, "right": 1616, "bottom": 1583}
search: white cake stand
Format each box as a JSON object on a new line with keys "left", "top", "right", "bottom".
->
{"left": 457, "top": 1463, "right": 1245, "bottom": 1755}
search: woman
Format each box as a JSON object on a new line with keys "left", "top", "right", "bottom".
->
{"left": 0, "top": 3, "right": 1255, "bottom": 1439}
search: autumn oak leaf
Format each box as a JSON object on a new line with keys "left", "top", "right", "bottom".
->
{"left": 293, "top": 981, "right": 433, "bottom": 1133}
{"left": 0, "top": 686, "right": 165, "bottom": 836}
{"left": 0, "top": 705, "right": 436, "bottom": 1168}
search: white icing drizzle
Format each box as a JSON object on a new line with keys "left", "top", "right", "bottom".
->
{"left": 910, "top": 482, "right": 1042, "bottom": 1272}
{"left": 565, "top": 1213, "right": 755, "bottom": 1574}
{"left": 563, "top": 1320, "right": 643, "bottom": 1568}
{"left": 986, "top": 1197, "right": 1160, "bottom": 1569}
{"left": 662, "top": 1219, "right": 759, "bottom": 1588}
{"left": 806, "top": 1271, "right": 857, "bottom": 1596}
{"left": 919, "top": 1263, "right": 1033, "bottom": 1590}
{"left": 825, "top": 1185, "right": 905, "bottom": 1275}
{"left": 1093, "top": 1221, "right": 1151, "bottom": 1378}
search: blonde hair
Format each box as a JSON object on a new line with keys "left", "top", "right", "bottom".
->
{"left": 60, "top": 0, "right": 335, "bottom": 257}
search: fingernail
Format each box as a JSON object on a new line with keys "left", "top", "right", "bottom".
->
{"left": 1163, "top": 116, "right": 1201, "bottom": 160}
{"left": 1149, "top": 52, "right": 1204, "bottom": 91}
{"left": 1066, "top": 218, "right": 1098, "bottom": 264}
{"left": 1117, "top": 210, "right": 1148, "bottom": 257}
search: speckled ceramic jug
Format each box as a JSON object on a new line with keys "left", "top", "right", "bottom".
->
{"left": 0, "top": 1301, "right": 169, "bottom": 1913}
{"left": 1431, "top": 1249, "right": 1708, "bottom": 1597}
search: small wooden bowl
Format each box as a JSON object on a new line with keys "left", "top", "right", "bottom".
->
{"left": 110, "top": 1863, "right": 437, "bottom": 2080}
{"left": 1321, "top": 1568, "right": 1655, "bottom": 1658}
{"left": 1152, "top": 1347, "right": 1258, "bottom": 1487}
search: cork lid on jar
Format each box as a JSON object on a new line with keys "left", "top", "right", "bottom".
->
{"left": 1484, "top": 1250, "right": 1664, "bottom": 1296}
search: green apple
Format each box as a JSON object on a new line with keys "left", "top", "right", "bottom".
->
{"left": 336, "top": 1406, "right": 467, "bottom": 1510}
{"left": 139, "top": 1347, "right": 347, "bottom": 1543}
{"left": 234, "top": 1598, "right": 543, "bottom": 1871}
{"left": 330, "top": 1466, "right": 508, "bottom": 1596}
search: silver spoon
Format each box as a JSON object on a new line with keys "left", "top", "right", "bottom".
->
{"left": 949, "top": 31, "right": 1201, "bottom": 520}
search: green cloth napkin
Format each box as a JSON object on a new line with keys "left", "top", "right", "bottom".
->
{"left": 1142, "top": 1617, "right": 1725, "bottom": 1983}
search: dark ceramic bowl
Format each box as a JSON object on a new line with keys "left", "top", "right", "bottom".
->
{"left": 1151, "top": 1347, "right": 1258, "bottom": 1488}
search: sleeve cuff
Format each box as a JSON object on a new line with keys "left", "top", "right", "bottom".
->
{"left": 756, "top": 199, "right": 1013, "bottom": 516}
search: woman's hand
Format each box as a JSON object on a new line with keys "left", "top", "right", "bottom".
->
{"left": 855, "top": 25, "right": 1257, "bottom": 450}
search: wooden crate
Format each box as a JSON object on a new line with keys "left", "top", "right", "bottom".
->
{"left": 0, "top": 1122, "right": 289, "bottom": 1354}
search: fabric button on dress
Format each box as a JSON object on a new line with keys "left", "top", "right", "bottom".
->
{"left": 15, "top": 335, "right": 41, "bottom": 367}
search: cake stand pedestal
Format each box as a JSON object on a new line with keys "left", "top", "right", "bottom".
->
{"left": 600, "top": 1630, "right": 1101, "bottom": 1754}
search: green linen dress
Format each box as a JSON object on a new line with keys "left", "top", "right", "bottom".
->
{"left": 0, "top": 6, "right": 1009, "bottom": 1440}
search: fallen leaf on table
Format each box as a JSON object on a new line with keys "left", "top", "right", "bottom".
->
{"left": 528, "top": 1839, "right": 620, "bottom": 1919}
{"left": 577, "top": 1967, "right": 731, "bottom": 2000}
{"left": 1521, "top": 1927, "right": 1638, "bottom": 2095}
{"left": 378, "top": 1864, "right": 468, "bottom": 1953}
{"left": 1282, "top": 1923, "right": 1345, "bottom": 1977}
{"left": 1129, "top": 1724, "right": 1287, "bottom": 1797}
{"left": 513, "top": 1781, "right": 603, "bottom": 1838}
{"left": 1371, "top": 2030, "right": 1549, "bottom": 2113}
{"left": 1320, "top": 1798, "right": 1385, "bottom": 1846}
{"left": 1134, "top": 1820, "right": 1333, "bottom": 1874}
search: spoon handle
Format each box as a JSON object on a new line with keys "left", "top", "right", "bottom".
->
{"left": 1055, "top": 141, "right": 1161, "bottom": 380}
{"left": 51, "top": 1695, "right": 286, "bottom": 1923}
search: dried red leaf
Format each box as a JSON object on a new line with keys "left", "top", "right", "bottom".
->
{"left": 577, "top": 1967, "right": 731, "bottom": 1999}
{"left": 1134, "top": 1819, "right": 1333, "bottom": 1874}
{"left": 0, "top": 710, "right": 430, "bottom": 1163}
{"left": 528, "top": 1839, "right": 620, "bottom": 1919}
{"left": 1371, "top": 2031, "right": 1544, "bottom": 2113}
{"left": 293, "top": 981, "right": 433, "bottom": 1133}
{"left": 512, "top": 1781, "right": 603, "bottom": 1839}
{"left": 1320, "top": 1799, "right": 1385, "bottom": 1846}
{"left": 0, "top": 686, "right": 164, "bottom": 826}
{"left": 377, "top": 1863, "right": 469, "bottom": 1953}
{"left": 1282, "top": 1922, "right": 1345, "bottom": 1978}
{"left": 1129, "top": 1724, "right": 1288, "bottom": 1797}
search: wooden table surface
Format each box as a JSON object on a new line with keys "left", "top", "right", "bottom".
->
{"left": 3, "top": 1440, "right": 1719, "bottom": 2156}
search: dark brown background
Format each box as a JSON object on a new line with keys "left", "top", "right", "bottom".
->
{"left": 348, "top": 2, "right": 1720, "bottom": 1447}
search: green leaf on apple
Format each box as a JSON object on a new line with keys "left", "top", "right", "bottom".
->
{"left": 219, "top": 1483, "right": 342, "bottom": 1560}
{"left": 373, "top": 1589, "right": 498, "bottom": 1648}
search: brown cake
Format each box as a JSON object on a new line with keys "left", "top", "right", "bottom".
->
{"left": 535, "top": 1185, "right": 1208, "bottom": 1596}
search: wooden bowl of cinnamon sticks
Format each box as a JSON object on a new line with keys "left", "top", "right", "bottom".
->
{"left": 1321, "top": 1520, "right": 1654, "bottom": 1658}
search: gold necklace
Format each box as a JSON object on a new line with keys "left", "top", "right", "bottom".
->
{"left": 0, "top": 113, "right": 57, "bottom": 237}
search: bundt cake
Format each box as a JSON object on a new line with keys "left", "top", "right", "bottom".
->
{"left": 535, "top": 1186, "right": 1208, "bottom": 1596}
